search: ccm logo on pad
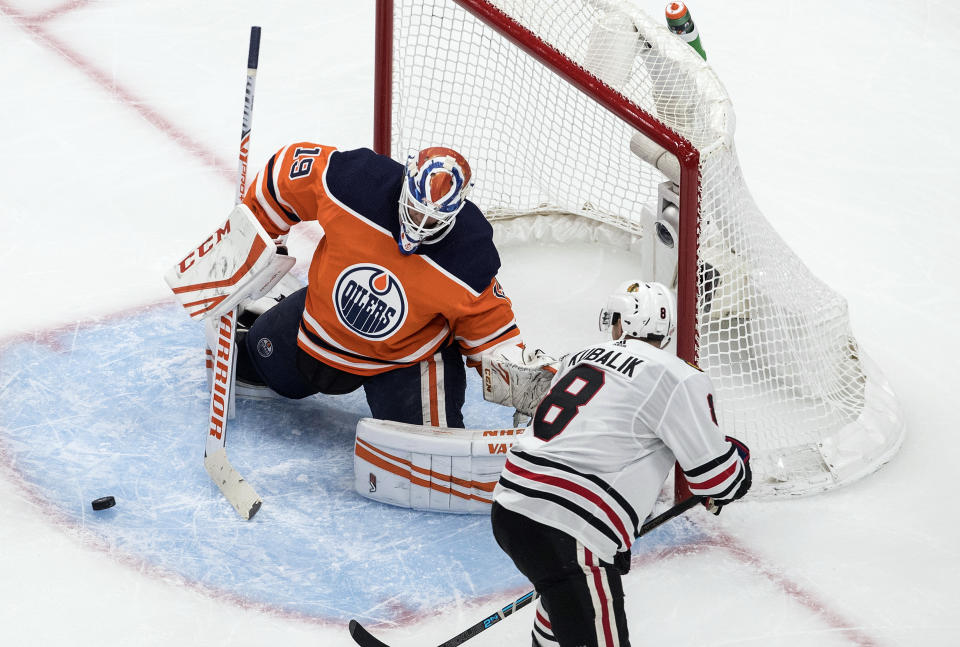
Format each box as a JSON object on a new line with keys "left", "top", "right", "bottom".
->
{"left": 178, "top": 220, "right": 231, "bottom": 273}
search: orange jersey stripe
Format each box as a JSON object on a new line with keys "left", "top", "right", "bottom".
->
{"left": 427, "top": 356, "right": 440, "bottom": 425}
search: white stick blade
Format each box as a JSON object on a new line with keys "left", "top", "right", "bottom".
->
{"left": 205, "top": 448, "right": 262, "bottom": 520}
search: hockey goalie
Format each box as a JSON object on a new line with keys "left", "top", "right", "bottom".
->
{"left": 168, "top": 140, "right": 567, "bottom": 514}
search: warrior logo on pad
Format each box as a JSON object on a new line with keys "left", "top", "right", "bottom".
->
{"left": 333, "top": 264, "right": 408, "bottom": 340}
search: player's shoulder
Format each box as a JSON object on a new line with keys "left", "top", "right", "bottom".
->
{"left": 631, "top": 340, "right": 704, "bottom": 380}
{"left": 418, "top": 201, "right": 500, "bottom": 294}
{"left": 642, "top": 345, "right": 714, "bottom": 399}
{"left": 325, "top": 147, "right": 403, "bottom": 192}
{"left": 287, "top": 141, "right": 335, "bottom": 153}
{"left": 320, "top": 147, "right": 404, "bottom": 230}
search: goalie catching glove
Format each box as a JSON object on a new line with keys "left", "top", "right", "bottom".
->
{"left": 481, "top": 344, "right": 561, "bottom": 416}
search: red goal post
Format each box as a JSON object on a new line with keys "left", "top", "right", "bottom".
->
{"left": 373, "top": 0, "right": 905, "bottom": 499}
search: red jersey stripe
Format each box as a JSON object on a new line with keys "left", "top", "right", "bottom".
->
{"left": 505, "top": 460, "right": 632, "bottom": 547}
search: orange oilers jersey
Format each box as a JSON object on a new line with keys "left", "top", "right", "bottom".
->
{"left": 242, "top": 143, "right": 521, "bottom": 376}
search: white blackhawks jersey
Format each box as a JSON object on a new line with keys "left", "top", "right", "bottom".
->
{"left": 493, "top": 337, "right": 747, "bottom": 563}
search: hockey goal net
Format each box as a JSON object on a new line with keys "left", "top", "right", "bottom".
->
{"left": 374, "top": 0, "right": 904, "bottom": 498}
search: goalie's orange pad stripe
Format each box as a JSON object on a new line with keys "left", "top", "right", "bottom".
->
{"left": 356, "top": 441, "right": 432, "bottom": 489}
{"left": 171, "top": 237, "right": 268, "bottom": 294}
{"left": 182, "top": 294, "right": 227, "bottom": 318}
{"left": 355, "top": 438, "right": 495, "bottom": 502}
{"left": 356, "top": 438, "right": 497, "bottom": 493}
{"left": 466, "top": 478, "right": 496, "bottom": 493}
{"left": 359, "top": 438, "right": 497, "bottom": 492}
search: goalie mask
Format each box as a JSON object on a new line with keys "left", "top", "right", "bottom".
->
{"left": 397, "top": 146, "right": 474, "bottom": 254}
{"left": 598, "top": 280, "right": 676, "bottom": 348}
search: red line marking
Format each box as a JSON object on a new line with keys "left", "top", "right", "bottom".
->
{"left": 708, "top": 529, "right": 883, "bottom": 647}
{"left": 0, "top": 1, "right": 233, "bottom": 182}
{"left": 22, "top": 0, "right": 91, "bottom": 24}
{"left": 631, "top": 528, "right": 884, "bottom": 647}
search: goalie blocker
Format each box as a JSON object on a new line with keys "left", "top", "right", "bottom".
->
{"left": 164, "top": 204, "right": 296, "bottom": 322}
{"left": 354, "top": 418, "right": 527, "bottom": 514}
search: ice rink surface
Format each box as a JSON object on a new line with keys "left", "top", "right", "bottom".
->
{"left": 1, "top": 1, "right": 958, "bottom": 645}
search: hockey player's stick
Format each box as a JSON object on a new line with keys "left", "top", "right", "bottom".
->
{"left": 203, "top": 26, "right": 263, "bottom": 520}
{"left": 348, "top": 592, "right": 538, "bottom": 647}
{"left": 235, "top": 26, "right": 260, "bottom": 206}
{"left": 348, "top": 495, "right": 702, "bottom": 647}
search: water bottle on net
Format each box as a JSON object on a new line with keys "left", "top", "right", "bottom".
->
{"left": 665, "top": 2, "right": 706, "bottom": 60}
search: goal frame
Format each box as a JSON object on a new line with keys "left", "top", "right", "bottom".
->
{"left": 373, "top": 0, "right": 701, "bottom": 366}
{"left": 370, "top": 0, "right": 905, "bottom": 500}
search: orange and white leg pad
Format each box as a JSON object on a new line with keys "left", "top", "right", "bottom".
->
{"left": 354, "top": 417, "right": 527, "bottom": 514}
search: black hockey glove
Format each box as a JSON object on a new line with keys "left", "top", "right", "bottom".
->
{"left": 705, "top": 435, "right": 752, "bottom": 515}
{"left": 613, "top": 549, "right": 631, "bottom": 575}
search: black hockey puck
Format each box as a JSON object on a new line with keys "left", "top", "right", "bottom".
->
{"left": 91, "top": 496, "right": 116, "bottom": 511}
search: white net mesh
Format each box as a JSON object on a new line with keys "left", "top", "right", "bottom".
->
{"left": 383, "top": 0, "right": 904, "bottom": 497}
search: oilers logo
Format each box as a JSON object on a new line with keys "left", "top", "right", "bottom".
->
{"left": 333, "top": 264, "right": 408, "bottom": 340}
{"left": 256, "top": 337, "right": 274, "bottom": 358}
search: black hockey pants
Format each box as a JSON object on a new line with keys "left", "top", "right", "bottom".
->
{"left": 238, "top": 286, "right": 466, "bottom": 426}
{"left": 491, "top": 502, "right": 630, "bottom": 647}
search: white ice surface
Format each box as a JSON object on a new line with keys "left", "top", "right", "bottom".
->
{"left": 1, "top": 1, "right": 959, "bottom": 646}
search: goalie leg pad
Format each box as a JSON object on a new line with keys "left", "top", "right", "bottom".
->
{"left": 354, "top": 418, "right": 527, "bottom": 514}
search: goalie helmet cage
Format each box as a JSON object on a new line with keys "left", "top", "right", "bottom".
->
{"left": 373, "top": 0, "right": 905, "bottom": 498}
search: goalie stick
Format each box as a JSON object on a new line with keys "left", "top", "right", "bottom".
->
{"left": 203, "top": 25, "right": 263, "bottom": 520}
{"left": 347, "top": 495, "right": 702, "bottom": 647}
